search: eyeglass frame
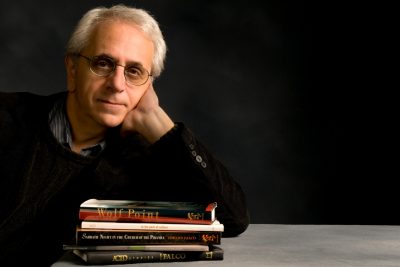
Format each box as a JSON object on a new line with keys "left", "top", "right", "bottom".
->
{"left": 73, "top": 53, "right": 152, "bottom": 86}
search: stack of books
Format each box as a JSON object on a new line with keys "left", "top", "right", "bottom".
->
{"left": 63, "top": 199, "right": 224, "bottom": 265}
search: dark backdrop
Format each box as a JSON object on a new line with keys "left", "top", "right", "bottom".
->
{"left": 0, "top": 0, "right": 394, "bottom": 224}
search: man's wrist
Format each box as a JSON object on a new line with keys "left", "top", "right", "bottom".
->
{"left": 139, "top": 107, "right": 174, "bottom": 143}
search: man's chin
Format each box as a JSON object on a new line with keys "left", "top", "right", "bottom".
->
{"left": 98, "top": 115, "right": 124, "bottom": 129}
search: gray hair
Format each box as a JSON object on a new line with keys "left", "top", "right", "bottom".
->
{"left": 66, "top": 4, "right": 167, "bottom": 78}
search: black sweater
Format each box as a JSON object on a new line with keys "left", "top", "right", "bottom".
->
{"left": 0, "top": 91, "right": 249, "bottom": 266}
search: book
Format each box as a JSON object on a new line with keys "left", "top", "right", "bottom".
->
{"left": 63, "top": 244, "right": 210, "bottom": 251}
{"left": 81, "top": 219, "right": 224, "bottom": 232}
{"left": 76, "top": 227, "right": 221, "bottom": 245}
{"left": 79, "top": 199, "right": 216, "bottom": 224}
{"left": 72, "top": 245, "right": 223, "bottom": 265}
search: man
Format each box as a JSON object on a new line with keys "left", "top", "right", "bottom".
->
{"left": 0, "top": 4, "right": 249, "bottom": 265}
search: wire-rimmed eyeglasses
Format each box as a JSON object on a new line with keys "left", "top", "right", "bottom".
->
{"left": 75, "top": 54, "right": 152, "bottom": 86}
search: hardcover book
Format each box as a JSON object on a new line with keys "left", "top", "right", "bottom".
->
{"left": 63, "top": 244, "right": 210, "bottom": 251}
{"left": 79, "top": 199, "right": 217, "bottom": 224}
{"left": 72, "top": 245, "right": 223, "bottom": 265}
{"left": 76, "top": 227, "right": 221, "bottom": 245}
{"left": 81, "top": 219, "right": 224, "bottom": 232}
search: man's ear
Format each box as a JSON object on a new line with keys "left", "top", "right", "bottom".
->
{"left": 65, "top": 55, "right": 77, "bottom": 93}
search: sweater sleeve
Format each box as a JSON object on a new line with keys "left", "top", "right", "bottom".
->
{"left": 148, "top": 122, "right": 250, "bottom": 237}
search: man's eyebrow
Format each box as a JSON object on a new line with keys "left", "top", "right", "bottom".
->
{"left": 94, "top": 53, "right": 114, "bottom": 59}
{"left": 95, "top": 53, "right": 145, "bottom": 67}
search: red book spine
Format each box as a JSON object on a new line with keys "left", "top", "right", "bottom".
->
{"left": 79, "top": 209, "right": 213, "bottom": 224}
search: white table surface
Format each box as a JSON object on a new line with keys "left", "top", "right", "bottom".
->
{"left": 52, "top": 224, "right": 400, "bottom": 266}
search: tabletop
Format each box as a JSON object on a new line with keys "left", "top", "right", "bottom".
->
{"left": 52, "top": 224, "right": 400, "bottom": 266}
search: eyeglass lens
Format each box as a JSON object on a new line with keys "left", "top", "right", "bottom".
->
{"left": 83, "top": 55, "right": 150, "bottom": 86}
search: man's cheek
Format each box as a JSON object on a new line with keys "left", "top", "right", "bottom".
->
{"left": 130, "top": 91, "right": 146, "bottom": 107}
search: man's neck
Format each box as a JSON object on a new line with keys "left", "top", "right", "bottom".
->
{"left": 66, "top": 97, "right": 107, "bottom": 153}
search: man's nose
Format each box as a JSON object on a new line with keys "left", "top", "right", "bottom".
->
{"left": 107, "top": 65, "right": 126, "bottom": 92}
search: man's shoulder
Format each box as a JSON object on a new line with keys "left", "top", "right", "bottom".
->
{"left": 0, "top": 91, "right": 67, "bottom": 131}
{"left": 0, "top": 91, "right": 65, "bottom": 111}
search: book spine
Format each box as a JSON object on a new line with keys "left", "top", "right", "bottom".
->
{"left": 63, "top": 244, "right": 210, "bottom": 251}
{"left": 79, "top": 209, "right": 212, "bottom": 223}
{"left": 76, "top": 230, "right": 221, "bottom": 245}
{"left": 80, "top": 221, "right": 224, "bottom": 232}
{"left": 73, "top": 248, "right": 223, "bottom": 264}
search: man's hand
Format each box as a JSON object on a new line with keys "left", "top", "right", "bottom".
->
{"left": 120, "top": 83, "right": 174, "bottom": 143}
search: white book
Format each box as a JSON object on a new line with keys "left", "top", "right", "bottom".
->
{"left": 63, "top": 244, "right": 210, "bottom": 251}
{"left": 81, "top": 219, "right": 224, "bottom": 232}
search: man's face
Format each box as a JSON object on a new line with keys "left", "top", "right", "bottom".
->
{"left": 66, "top": 20, "right": 154, "bottom": 129}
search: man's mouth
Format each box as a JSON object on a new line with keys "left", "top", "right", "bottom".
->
{"left": 98, "top": 99, "right": 124, "bottom": 106}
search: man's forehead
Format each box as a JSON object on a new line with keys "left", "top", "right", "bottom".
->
{"left": 84, "top": 20, "right": 154, "bottom": 67}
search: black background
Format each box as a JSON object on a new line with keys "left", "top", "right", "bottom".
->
{"left": 0, "top": 0, "right": 395, "bottom": 224}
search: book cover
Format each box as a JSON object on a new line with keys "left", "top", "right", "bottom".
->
{"left": 76, "top": 227, "right": 221, "bottom": 245}
{"left": 81, "top": 219, "right": 224, "bottom": 232}
{"left": 79, "top": 199, "right": 216, "bottom": 224}
{"left": 63, "top": 244, "right": 210, "bottom": 251}
{"left": 72, "top": 245, "right": 223, "bottom": 265}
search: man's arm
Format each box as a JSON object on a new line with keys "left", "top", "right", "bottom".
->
{"left": 119, "top": 83, "right": 250, "bottom": 236}
{"left": 149, "top": 123, "right": 250, "bottom": 236}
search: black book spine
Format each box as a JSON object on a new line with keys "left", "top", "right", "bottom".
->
{"left": 76, "top": 230, "right": 221, "bottom": 245}
{"left": 73, "top": 247, "right": 223, "bottom": 264}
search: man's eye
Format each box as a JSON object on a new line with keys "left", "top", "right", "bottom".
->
{"left": 93, "top": 58, "right": 114, "bottom": 70}
{"left": 126, "top": 67, "right": 143, "bottom": 77}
